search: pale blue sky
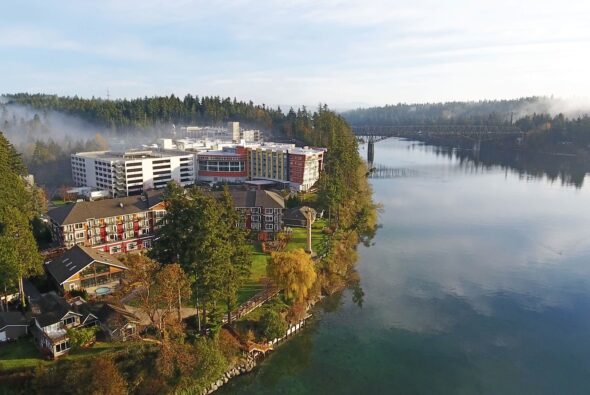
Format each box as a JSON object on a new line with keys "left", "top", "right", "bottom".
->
{"left": 2, "top": 0, "right": 590, "bottom": 109}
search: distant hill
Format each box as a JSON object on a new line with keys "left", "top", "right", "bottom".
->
{"left": 341, "top": 97, "right": 590, "bottom": 126}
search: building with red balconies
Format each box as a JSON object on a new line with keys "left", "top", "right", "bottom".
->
{"left": 46, "top": 190, "right": 166, "bottom": 255}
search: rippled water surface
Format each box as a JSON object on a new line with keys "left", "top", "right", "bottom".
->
{"left": 221, "top": 138, "right": 590, "bottom": 395}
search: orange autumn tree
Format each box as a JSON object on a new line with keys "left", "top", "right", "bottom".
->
{"left": 267, "top": 248, "right": 317, "bottom": 303}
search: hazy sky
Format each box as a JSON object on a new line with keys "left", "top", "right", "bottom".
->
{"left": 2, "top": 0, "right": 590, "bottom": 109}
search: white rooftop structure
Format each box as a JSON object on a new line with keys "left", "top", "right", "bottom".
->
{"left": 71, "top": 149, "right": 195, "bottom": 197}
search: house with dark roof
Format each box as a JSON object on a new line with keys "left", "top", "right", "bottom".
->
{"left": 46, "top": 190, "right": 166, "bottom": 254}
{"left": 226, "top": 190, "right": 285, "bottom": 239}
{"left": 96, "top": 304, "right": 140, "bottom": 342}
{"left": 284, "top": 206, "right": 317, "bottom": 228}
{"left": 68, "top": 296, "right": 100, "bottom": 327}
{"left": 29, "top": 292, "right": 82, "bottom": 358}
{"left": 0, "top": 312, "right": 29, "bottom": 342}
{"left": 45, "top": 245, "right": 128, "bottom": 295}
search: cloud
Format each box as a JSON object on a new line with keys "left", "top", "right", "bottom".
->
{"left": 2, "top": 0, "right": 590, "bottom": 106}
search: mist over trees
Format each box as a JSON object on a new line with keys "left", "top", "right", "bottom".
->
{"left": 341, "top": 96, "right": 590, "bottom": 126}
{"left": 4, "top": 93, "right": 284, "bottom": 131}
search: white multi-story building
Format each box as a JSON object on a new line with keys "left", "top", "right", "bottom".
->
{"left": 228, "top": 121, "right": 240, "bottom": 142}
{"left": 71, "top": 150, "right": 195, "bottom": 197}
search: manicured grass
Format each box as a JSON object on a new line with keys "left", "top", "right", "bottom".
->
{"left": 285, "top": 219, "right": 326, "bottom": 253}
{"left": 0, "top": 339, "right": 139, "bottom": 371}
{"left": 51, "top": 199, "right": 67, "bottom": 207}
{"left": 236, "top": 244, "right": 269, "bottom": 305}
{"left": 0, "top": 338, "right": 45, "bottom": 370}
{"left": 235, "top": 222, "right": 326, "bottom": 306}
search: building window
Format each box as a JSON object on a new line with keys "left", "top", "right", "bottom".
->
{"left": 109, "top": 245, "right": 122, "bottom": 254}
{"left": 265, "top": 224, "right": 274, "bottom": 230}
{"left": 264, "top": 215, "right": 273, "bottom": 222}
{"left": 63, "top": 316, "right": 76, "bottom": 326}
{"left": 251, "top": 215, "right": 261, "bottom": 222}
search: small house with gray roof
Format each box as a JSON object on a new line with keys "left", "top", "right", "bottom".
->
{"left": 29, "top": 292, "right": 82, "bottom": 358}
{"left": 0, "top": 312, "right": 29, "bottom": 342}
{"left": 45, "top": 245, "right": 128, "bottom": 295}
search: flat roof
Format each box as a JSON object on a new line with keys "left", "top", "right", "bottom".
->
{"left": 74, "top": 150, "right": 192, "bottom": 161}
{"left": 245, "top": 180, "right": 278, "bottom": 185}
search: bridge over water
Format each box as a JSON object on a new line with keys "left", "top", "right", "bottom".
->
{"left": 368, "top": 164, "right": 419, "bottom": 179}
{"left": 357, "top": 124, "right": 524, "bottom": 164}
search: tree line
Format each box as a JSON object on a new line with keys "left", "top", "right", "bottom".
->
{"left": 340, "top": 96, "right": 586, "bottom": 126}
{"left": 4, "top": 93, "right": 284, "bottom": 131}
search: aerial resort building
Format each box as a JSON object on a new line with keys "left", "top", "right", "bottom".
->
{"left": 72, "top": 135, "right": 325, "bottom": 193}
{"left": 71, "top": 149, "right": 195, "bottom": 197}
{"left": 46, "top": 190, "right": 166, "bottom": 253}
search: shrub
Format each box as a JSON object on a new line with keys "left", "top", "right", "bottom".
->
{"left": 67, "top": 288, "right": 88, "bottom": 299}
{"left": 67, "top": 326, "right": 98, "bottom": 350}
{"left": 218, "top": 328, "right": 242, "bottom": 361}
{"left": 260, "top": 310, "right": 287, "bottom": 341}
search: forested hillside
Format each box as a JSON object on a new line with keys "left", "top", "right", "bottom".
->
{"left": 0, "top": 94, "right": 331, "bottom": 188}
{"left": 4, "top": 93, "right": 284, "bottom": 131}
{"left": 341, "top": 97, "right": 588, "bottom": 126}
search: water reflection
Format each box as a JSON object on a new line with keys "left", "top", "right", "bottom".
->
{"left": 223, "top": 138, "right": 590, "bottom": 395}
{"left": 404, "top": 140, "right": 590, "bottom": 188}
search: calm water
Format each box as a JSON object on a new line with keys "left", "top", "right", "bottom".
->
{"left": 221, "top": 138, "right": 590, "bottom": 395}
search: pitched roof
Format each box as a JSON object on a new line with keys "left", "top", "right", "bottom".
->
{"left": 0, "top": 312, "right": 29, "bottom": 329}
{"left": 30, "top": 292, "right": 80, "bottom": 328}
{"left": 72, "top": 301, "right": 102, "bottom": 326}
{"left": 284, "top": 206, "right": 317, "bottom": 221}
{"left": 45, "top": 245, "right": 127, "bottom": 285}
{"left": 229, "top": 190, "right": 285, "bottom": 209}
{"left": 47, "top": 190, "right": 164, "bottom": 225}
{"left": 96, "top": 304, "right": 140, "bottom": 330}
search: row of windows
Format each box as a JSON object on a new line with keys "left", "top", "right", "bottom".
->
{"left": 250, "top": 223, "right": 280, "bottom": 231}
{"left": 198, "top": 161, "right": 245, "bottom": 172}
{"left": 55, "top": 341, "right": 70, "bottom": 353}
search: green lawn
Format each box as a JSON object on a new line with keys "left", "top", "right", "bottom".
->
{"left": 0, "top": 339, "right": 138, "bottom": 371}
{"left": 285, "top": 219, "right": 326, "bottom": 253}
{"left": 0, "top": 339, "right": 44, "bottom": 370}
{"left": 236, "top": 244, "right": 269, "bottom": 305}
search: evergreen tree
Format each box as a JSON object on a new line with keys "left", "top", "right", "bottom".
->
{"left": 0, "top": 132, "right": 43, "bottom": 307}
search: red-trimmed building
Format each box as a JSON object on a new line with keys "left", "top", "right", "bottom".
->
{"left": 287, "top": 148, "right": 324, "bottom": 192}
{"left": 196, "top": 146, "right": 248, "bottom": 183}
{"left": 46, "top": 190, "right": 166, "bottom": 254}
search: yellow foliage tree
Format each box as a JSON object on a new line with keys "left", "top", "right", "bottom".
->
{"left": 267, "top": 249, "right": 317, "bottom": 303}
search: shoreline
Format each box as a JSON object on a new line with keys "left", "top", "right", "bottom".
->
{"left": 201, "top": 314, "right": 313, "bottom": 395}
